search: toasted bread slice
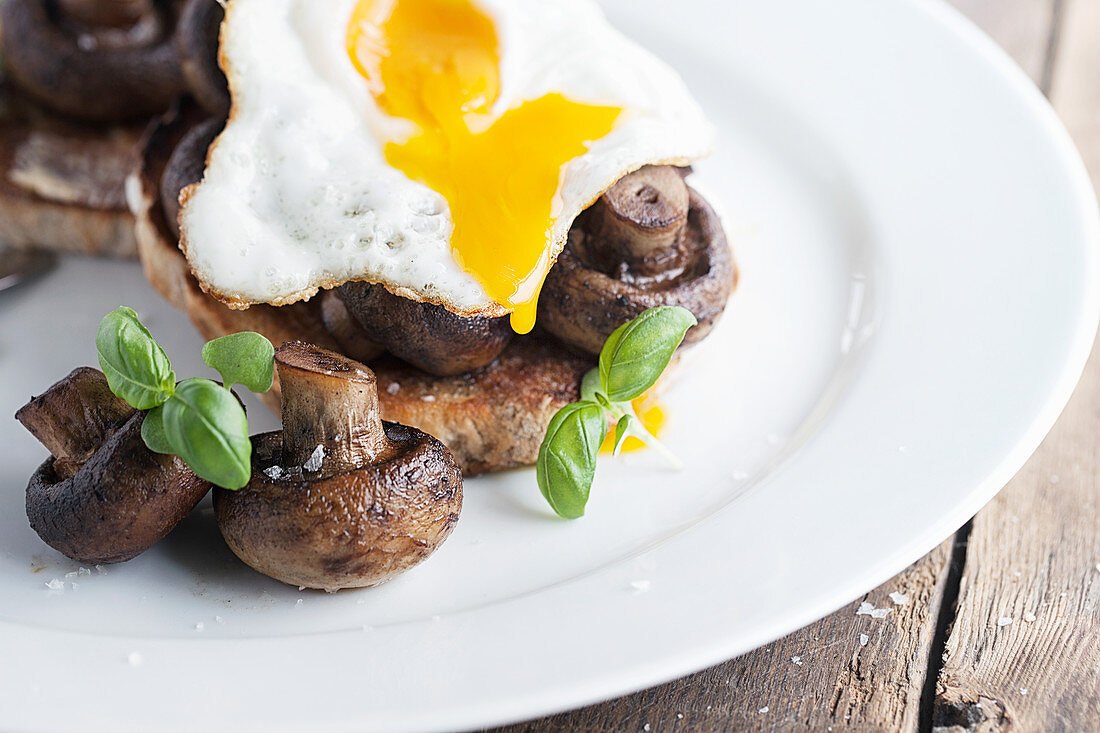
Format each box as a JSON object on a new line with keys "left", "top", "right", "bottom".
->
{"left": 0, "top": 84, "right": 139, "bottom": 258}
{"left": 132, "top": 105, "right": 594, "bottom": 475}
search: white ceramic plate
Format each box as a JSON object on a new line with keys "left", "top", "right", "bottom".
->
{"left": 1, "top": 0, "right": 1097, "bottom": 730}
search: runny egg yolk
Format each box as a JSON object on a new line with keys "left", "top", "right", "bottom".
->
{"left": 347, "top": 0, "right": 623, "bottom": 333}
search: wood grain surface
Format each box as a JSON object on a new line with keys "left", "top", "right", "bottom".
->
{"left": 490, "top": 0, "right": 1100, "bottom": 730}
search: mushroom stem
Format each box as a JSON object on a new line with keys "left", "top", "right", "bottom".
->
{"left": 586, "top": 165, "right": 690, "bottom": 270}
{"left": 275, "top": 342, "right": 388, "bottom": 476}
{"left": 15, "top": 367, "right": 135, "bottom": 478}
{"left": 57, "top": 0, "right": 152, "bottom": 28}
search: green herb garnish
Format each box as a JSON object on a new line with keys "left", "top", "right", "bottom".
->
{"left": 96, "top": 307, "right": 274, "bottom": 489}
{"left": 536, "top": 306, "right": 697, "bottom": 519}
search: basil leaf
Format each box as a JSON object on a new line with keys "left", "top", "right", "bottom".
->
{"left": 201, "top": 332, "right": 275, "bottom": 394}
{"left": 140, "top": 406, "right": 173, "bottom": 454}
{"left": 598, "top": 306, "right": 697, "bottom": 402}
{"left": 536, "top": 401, "right": 608, "bottom": 519}
{"left": 580, "top": 368, "right": 602, "bottom": 403}
{"left": 96, "top": 307, "right": 176, "bottom": 410}
{"left": 162, "top": 379, "right": 251, "bottom": 490}
{"left": 612, "top": 415, "right": 631, "bottom": 456}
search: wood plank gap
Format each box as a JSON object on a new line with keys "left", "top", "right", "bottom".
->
{"left": 1040, "top": 0, "right": 1066, "bottom": 96}
{"left": 917, "top": 521, "right": 973, "bottom": 732}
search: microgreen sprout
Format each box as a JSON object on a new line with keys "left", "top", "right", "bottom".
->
{"left": 96, "top": 307, "right": 274, "bottom": 489}
{"left": 536, "top": 306, "right": 697, "bottom": 518}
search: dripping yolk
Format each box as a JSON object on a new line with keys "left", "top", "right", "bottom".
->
{"left": 347, "top": 0, "right": 622, "bottom": 333}
{"left": 600, "top": 395, "right": 666, "bottom": 454}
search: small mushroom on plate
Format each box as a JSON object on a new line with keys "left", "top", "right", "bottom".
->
{"left": 0, "top": 0, "right": 187, "bottom": 121}
{"left": 539, "top": 165, "right": 737, "bottom": 355}
{"left": 337, "top": 282, "right": 512, "bottom": 376}
{"left": 16, "top": 367, "right": 211, "bottom": 564}
{"left": 214, "top": 342, "right": 463, "bottom": 591}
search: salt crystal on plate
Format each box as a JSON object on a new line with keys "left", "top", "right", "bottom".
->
{"left": 889, "top": 592, "right": 909, "bottom": 606}
{"left": 1023, "top": 612, "right": 1036, "bottom": 623}
{"left": 759, "top": 706, "right": 769, "bottom": 714}
{"left": 304, "top": 445, "right": 325, "bottom": 472}
{"left": 791, "top": 656, "right": 802, "bottom": 666}
{"left": 45, "top": 579, "right": 64, "bottom": 591}
{"left": 643, "top": 724, "right": 650, "bottom": 731}
{"left": 195, "top": 622, "right": 205, "bottom": 631}
{"left": 1020, "top": 688, "right": 1028, "bottom": 695}
{"left": 421, "top": 395, "right": 436, "bottom": 402}
{"left": 264, "top": 465, "right": 285, "bottom": 480}
{"left": 859, "top": 633, "right": 869, "bottom": 646}
{"left": 997, "top": 616, "right": 1013, "bottom": 627}
{"left": 95, "top": 565, "right": 107, "bottom": 575}
{"left": 64, "top": 571, "right": 78, "bottom": 580}
{"left": 295, "top": 599, "right": 304, "bottom": 607}
{"left": 78, "top": 567, "right": 91, "bottom": 576}
{"left": 856, "top": 602, "right": 890, "bottom": 618}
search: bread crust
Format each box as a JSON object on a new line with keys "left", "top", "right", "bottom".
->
{"left": 0, "top": 84, "right": 139, "bottom": 258}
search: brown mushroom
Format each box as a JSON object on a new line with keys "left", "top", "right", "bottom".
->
{"left": 175, "top": 0, "right": 229, "bottom": 117}
{"left": 320, "top": 290, "right": 385, "bottom": 364}
{"left": 160, "top": 115, "right": 222, "bottom": 240}
{"left": 16, "top": 367, "right": 211, "bottom": 564}
{"left": 214, "top": 342, "right": 463, "bottom": 591}
{"left": 538, "top": 165, "right": 737, "bottom": 355}
{"left": 337, "top": 282, "right": 513, "bottom": 376}
{"left": 0, "top": 0, "right": 186, "bottom": 122}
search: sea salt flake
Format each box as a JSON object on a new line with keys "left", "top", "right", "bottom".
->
{"left": 387, "top": 382, "right": 400, "bottom": 395}
{"left": 70, "top": 582, "right": 79, "bottom": 591}
{"left": 676, "top": 713, "right": 683, "bottom": 720}
{"left": 78, "top": 567, "right": 91, "bottom": 576}
{"left": 95, "top": 565, "right": 107, "bottom": 575}
{"left": 1023, "top": 612, "right": 1036, "bottom": 623}
{"left": 997, "top": 616, "right": 1013, "bottom": 627}
{"left": 759, "top": 706, "right": 769, "bottom": 714}
{"left": 194, "top": 622, "right": 205, "bottom": 631}
{"left": 127, "top": 652, "right": 143, "bottom": 667}
{"left": 264, "top": 465, "right": 285, "bottom": 480}
{"left": 630, "top": 580, "right": 651, "bottom": 593}
{"left": 889, "top": 592, "right": 909, "bottom": 606}
{"left": 1020, "top": 688, "right": 1028, "bottom": 695}
{"left": 421, "top": 395, "right": 436, "bottom": 402}
{"left": 295, "top": 599, "right": 304, "bottom": 607}
{"left": 304, "top": 445, "right": 325, "bottom": 472}
{"left": 856, "top": 602, "right": 890, "bottom": 618}
{"left": 643, "top": 725, "right": 650, "bottom": 731}
{"left": 64, "top": 571, "right": 78, "bottom": 580}
{"left": 791, "top": 656, "right": 802, "bottom": 666}
{"left": 45, "top": 579, "right": 64, "bottom": 591}
{"left": 859, "top": 634, "right": 869, "bottom": 646}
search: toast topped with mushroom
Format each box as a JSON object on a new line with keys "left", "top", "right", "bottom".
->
{"left": 0, "top": 0, "right": 228, "bottom": 257}
{"left": 130, "top": 0, "right": 738, "bottom": 476}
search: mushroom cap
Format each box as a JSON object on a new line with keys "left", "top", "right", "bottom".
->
{"left": 539, "top": 186, "right": 737, "bottom": 355}
{"left": 26, "top": 410, "right": 211, "bottom": 564}
{"left": 175, "top": 0, "right": 229, "bottom": 117}
{"left": 160, "top": 115, "right": 221, "bottom": 241}
{"left": 337, "top": 281, "right": 512, "bottom": 376}
{"left": 214, "top": 424, "right": 463, "bottom": 591}
{"left": 0, "top": 0, "right": 185, "bottom": 121}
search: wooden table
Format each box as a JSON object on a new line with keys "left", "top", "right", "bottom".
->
{"left": 494, "top": 1, "right": 1100, "bottom": 730}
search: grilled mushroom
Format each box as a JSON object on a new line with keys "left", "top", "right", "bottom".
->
{"left": 16, "top": 367, "right": 211, "bottom": 564}
{"left": 320, "top": 291, "right": 385, "bottom": 364}
{"left": 160, "top": 115, "right": 221, "bottom": 240}
{"left": 337, "top": 282, "right": 512, "bottom": 376}
{"left": 214, "top": 342, "right": 463, "bottom": 591}
{"left": 539, "top": 165, "right": 737, "bottom": 355}
{"left": 175, "top": 0, "right": 229, "bottom": 117}
{"left": 0, "top": 0, "right": 186, "bottom": 121}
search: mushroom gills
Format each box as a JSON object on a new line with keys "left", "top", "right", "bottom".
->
{"left": 214, "top": 342, "right": 463, "bottom": 591}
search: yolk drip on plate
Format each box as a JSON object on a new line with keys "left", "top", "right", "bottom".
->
{"left": 600, "top": 396, "right": 666, "bottom": 454}
{"left": 347, "top": 0, "right": 622, "bottom": 333}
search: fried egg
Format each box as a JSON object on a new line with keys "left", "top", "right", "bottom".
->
{"left": 180, "top": 0, "right": 714, "bottom": 333}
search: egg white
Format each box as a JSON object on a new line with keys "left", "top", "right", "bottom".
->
{"left": 180, "top": 0, "right": 715, "bottom": 314}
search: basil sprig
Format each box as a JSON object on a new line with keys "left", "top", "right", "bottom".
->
{"left": 536, "top": 306, "right": 697, "bottom": 519}
{"left": 96, "top": 307, "right": 274, "bottom": 489}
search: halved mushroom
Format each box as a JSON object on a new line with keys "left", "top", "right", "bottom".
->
{"left": 539, "top": 165, "right": 737, "bottom": 355}
{"left": 16, "top": 367, "right": 211, "bottom": 564}
{"left": 337, "top": 282, "right": 512, "bottom": 376}
{"left": 320, "top": 290, "right": 385, "bottom": 364}
{"left": 175, "top": 0, "right": 229, "bottom": 117}
{"left": 214, "top": 342, "right": 463, "bottom": 591}
{"left": 0, "top": 0, "right": 186, "bottom": 122}
{"left": 160, "top": 115, "right": 221, "bottom": 240}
